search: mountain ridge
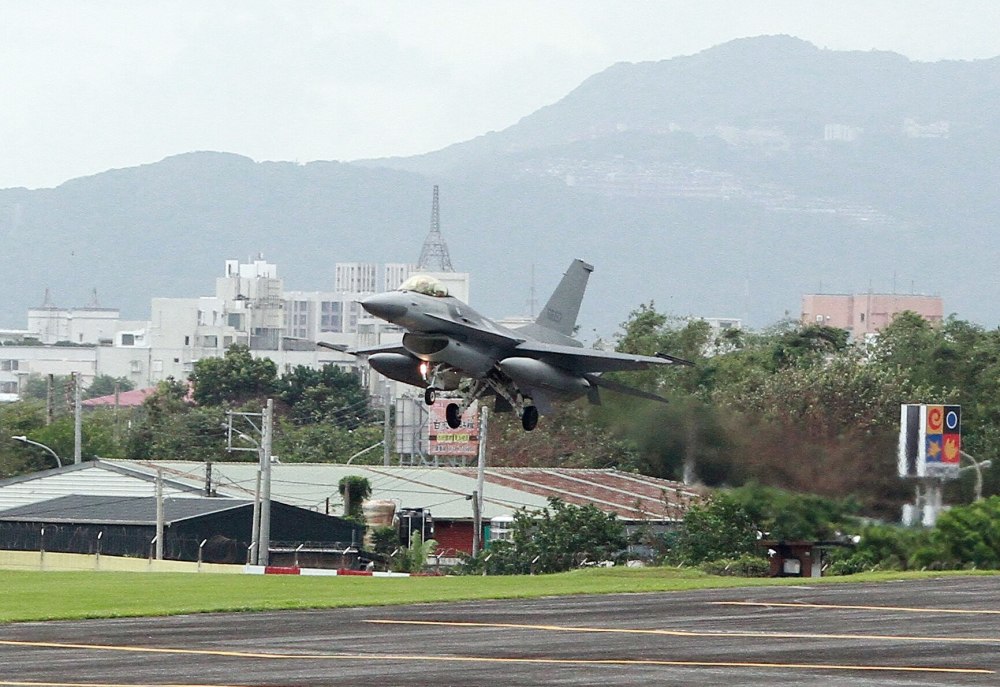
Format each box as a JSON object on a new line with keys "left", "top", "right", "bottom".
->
{"left": 2, "top": 36, "right": 997, "bottom": 337}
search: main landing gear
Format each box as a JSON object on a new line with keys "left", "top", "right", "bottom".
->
{"left": 521, "top": 405, "right": 539, "bottom": 431}
{"left": 446, "top": 402, "right": 463, "bottom": 429}
{"left": 424, "top": 386, "right": 466, "bottom": 430}
{"left": 423, "top": 373, "right": 540, "bottom": 432}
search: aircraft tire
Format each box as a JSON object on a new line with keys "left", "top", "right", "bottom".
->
{"left": 446, "top": 403, "right": 463, "bottom": 429}
{"left": 424, "top": 388, "right": 436, "bottom": 405}
{"left": 522, "top": 405, "right": 539, "bottom": 431}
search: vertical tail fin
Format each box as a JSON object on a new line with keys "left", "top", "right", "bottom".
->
{"left": 535, "top": 259, "right": 594, "bottom": 336}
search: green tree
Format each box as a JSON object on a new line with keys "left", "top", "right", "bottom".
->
{"left": 726, "top": 484, "right": 858, "bottom": 541}
{"left": 369, "top": 526, "right": 399, "bottom": 556}
{"left": 126, "top": 379, "right": 230, "bottom": 461}
{"left": 274, "top": 420, "right": 384, "bottom": 463}
{"left": 19, "top": 374, "right": 73, "bottom": 416}
{"left": 0, "top": 400, "right": 49, "bottom": 476}
{"left": 338, "top": 475, "right": 372, "bottom": 524}
{"left": 391, "top": 532, "right": 438, "bottom": 573}
{"left": 612, "top": 302, "right": 709, "bottom": 394}
{"left": 478, "top": 499, "right": 627, "bottom": 575}
{"left": 189, "top": 345, "right": 276, "bottom": 406}
{"left": 826, "top": 524, "right": 929, "bottom": 575}
{"left": 913, "top": 496, "right": 1000, "bottom": 569}
{"left": 668, "top": 493, "right": 758, "bottom": 565}
{"left": 84, "top": 374, "right": 136, "bottom": 400}
{"left": 275, "top": 364, "right": 371, "bottom": 427}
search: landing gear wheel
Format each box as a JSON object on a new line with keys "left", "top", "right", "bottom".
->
{"left": 521, "top": 405, "right": 539, "bottom": 431}
{"left": 446, "top": 403, "right": 463, "bottom": 429}
{"left": 424, "top": 387, "right": 436, "bottom": 405}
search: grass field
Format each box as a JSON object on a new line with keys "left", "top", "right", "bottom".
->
{"left": 2, "top": 567, "right": 996, "bottom": 624}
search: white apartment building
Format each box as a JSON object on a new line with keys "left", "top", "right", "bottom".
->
{"left": 27, "top": 294, "right": 121, "bottom": 345}
{"left": 3, "top": 255, "right": 471, "bottom": 398}
{"left": 0, "top": 346, "right": 98, "bottom": 402}
{"left": 334, "top": 262, "right": 378, "bottom": 293}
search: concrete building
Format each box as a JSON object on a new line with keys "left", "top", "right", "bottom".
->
{"left": 27, "top": 289, "right": 120, "bottom": 345}
{"left": 0, "top": 346, "right": 98, "bottom": 402}
{"left": 801, "top": 293, "right": 943, "bottom": 336}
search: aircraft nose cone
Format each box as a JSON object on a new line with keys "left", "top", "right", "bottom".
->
{"left": 361, "top": 294, "right": 408, "bottom": 321}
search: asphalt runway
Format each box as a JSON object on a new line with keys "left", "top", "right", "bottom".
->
{"left": 1, "top": 576, "right": 999, "bottom": 686}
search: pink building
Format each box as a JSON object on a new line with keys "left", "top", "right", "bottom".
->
{"left": 801, "top": 293, "right": 943, "bottom": 336}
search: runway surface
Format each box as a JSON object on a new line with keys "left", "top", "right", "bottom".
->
{"left": 1, "top": 576, "right": 999, "bottom": 686}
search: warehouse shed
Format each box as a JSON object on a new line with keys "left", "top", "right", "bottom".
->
{"left": 0, "top": 494, "right": 361, "bottom": 564}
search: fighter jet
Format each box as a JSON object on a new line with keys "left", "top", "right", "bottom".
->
{"left": 355, "top": 259, "right": 692, "bottom": 431}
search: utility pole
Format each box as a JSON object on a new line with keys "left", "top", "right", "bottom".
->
{"left": 250, "top": 470, "right": 261, "bottom": 565}
{"left": 204, "top": 459, "right": 213, "bottom": 496}
{"left": 155, "top": 468, "right": 164, "bottom": 560}
{"left": 225, "top": 404, "right": 272, "bottom": 566}
{"left": 113, "top": 381, "right": 121, "bottom": 444}
{"left": 474, "top": 408, "right": 488, "bottom": 555}
{"left": 471, "top": 489, "right": 481, "bottom": 555}
{"left": 73, "top": 372, "right": 82, "bottom": 464}
{"left": 45, "top": 374, "right": 53, "bottom": 426}
{"left": 258, "top": 398, "right": 273, "bottom": 566}
{"left": 383, "top": 381, "right": 391, "bottom": 467}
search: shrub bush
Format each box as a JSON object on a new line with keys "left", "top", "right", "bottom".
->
{"left": 700, "top": 554, "right": 770, "bottom": 577}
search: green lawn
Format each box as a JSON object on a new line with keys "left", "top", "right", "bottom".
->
{"left": 2, "top": 567, "right": 996, "bottom": 623}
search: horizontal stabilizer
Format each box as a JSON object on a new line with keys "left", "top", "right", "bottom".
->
{"left": 585, "top": 374, "right": 669, "bottom": 404}
{"left": 514, "top": 340, "right": 681, "bottom": 373}
{"left": 655, "top": 352, "right": 695, "bottom": 366}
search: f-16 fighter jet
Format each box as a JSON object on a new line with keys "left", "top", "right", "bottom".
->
{"left": 355, "top": 259, "right": 692, "bottom": 431}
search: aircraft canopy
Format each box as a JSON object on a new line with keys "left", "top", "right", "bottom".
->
{"left": 398, "top": 274, "right": 449, "bottom": 297}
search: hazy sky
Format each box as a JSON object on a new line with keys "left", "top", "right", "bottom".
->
{"left": 3, "top": 1, "right": 1000, "bottom": 189}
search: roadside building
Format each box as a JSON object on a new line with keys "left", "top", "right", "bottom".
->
{"left": 104, "top": 461, "right": 701, "bottom": 560}
{"left": 801, "top": 292, "right": 943, "bottom": 337}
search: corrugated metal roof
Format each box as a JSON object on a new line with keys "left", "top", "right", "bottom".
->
{"left": 0, "top": 462, "right": 208, "bottom": 512}
{"left": 103, "top": 460, "right": 699, "bottom": 522}
{"left": 81, "top": 387, "right": 155, "bottom": 407}
{"left": 105, "top": 460, "right": 551, "bottom": 520}
{"left": 451, "top": 468, "right": 700, "bottom": 520}
{"left": 0, "top": 494, "right": 251, "bottom": 526}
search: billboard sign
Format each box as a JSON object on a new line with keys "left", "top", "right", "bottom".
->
{"left": 428, "top": 400, "right": 480, "bottom": 456}
{"left": 899, "top": 403, "right": 961, "bottom": 479}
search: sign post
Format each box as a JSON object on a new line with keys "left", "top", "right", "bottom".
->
{"left": 899, "top": 403, "right": 961, "bottom": 525}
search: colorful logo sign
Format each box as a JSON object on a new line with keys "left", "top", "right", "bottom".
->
{"left": 942, "top": 405, "right": 961, "bottom": 465}
{"left": 898, "top": 403, "right": 962, "bottom": 479}
{"left": 925, "top": 404, "right": 944, "bottom": 464}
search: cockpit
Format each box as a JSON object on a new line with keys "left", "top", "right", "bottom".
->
{"left": 398, "top": 274, "right": 449, "bottom": 297}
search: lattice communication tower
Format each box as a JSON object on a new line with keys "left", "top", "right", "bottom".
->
{"left": 416, "top": 185, "right": 455, "bottom": 272}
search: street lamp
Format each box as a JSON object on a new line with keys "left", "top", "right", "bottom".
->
{"left": 960, "top": 451, "right": 992, "bottom": 502}
{"left": 11, "top": 436, "right": 63, "bottom": 468}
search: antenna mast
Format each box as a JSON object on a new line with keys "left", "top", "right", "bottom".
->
{"left": 416, "top": 185, "right": 455, "bottom": 272}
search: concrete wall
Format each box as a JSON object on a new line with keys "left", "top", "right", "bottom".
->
{"left": 0, "top": 549, "right": 244, "bottom": 574}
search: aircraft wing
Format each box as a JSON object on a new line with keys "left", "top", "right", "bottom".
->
{"left": 512, "top": 341, "right": 694, "bottom": 374}
{"left": 346, "top": 342, "right": 412, "bottom": 357}
{"left": 422, "top": 312, "right": 526, "bottom": 348}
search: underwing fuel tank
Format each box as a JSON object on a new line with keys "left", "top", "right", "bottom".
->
{"left": 368, "top": 353, "right": 426, "bottom": 388}
{"left": 402, "top": 333, "right": 494, "bottom": 377}
{"left": 498, "top": 357, "right": 589, "bottom": 396}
